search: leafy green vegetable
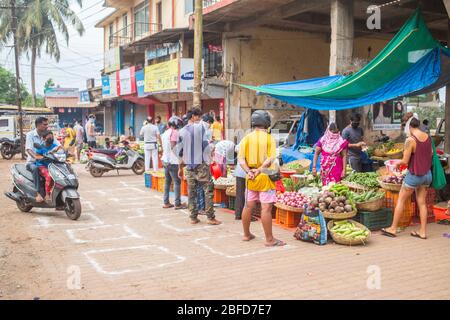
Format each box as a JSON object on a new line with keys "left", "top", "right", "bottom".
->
{"left": 343, "top": 172, "right": 380, "bottom": 189}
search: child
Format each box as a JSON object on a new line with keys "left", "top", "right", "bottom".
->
{"left": 35, "top": 131, "right": 62, "bottom": 202}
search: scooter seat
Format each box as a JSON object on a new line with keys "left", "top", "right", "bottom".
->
{"left": 92, "top": 149, "right": 117, "bottom": 156}
{"left": 14, "top": 164, "right": 34, "bottom": 182}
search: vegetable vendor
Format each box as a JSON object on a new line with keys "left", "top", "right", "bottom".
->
{"left": 341, "top": 113, "right": 371, "bottom": 172}
{"left": 312, "top": 123, "right": 349, "bottom": 186}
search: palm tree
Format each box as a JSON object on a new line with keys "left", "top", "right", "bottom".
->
{"left": 19, "top": 0, "right": 85, "bottom": 107}
{"left": 0, "top": 0, "right": 85, "bottom": 107}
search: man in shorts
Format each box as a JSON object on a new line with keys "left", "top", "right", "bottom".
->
{"left": 238, "top": 110, "right": 285, "bottom": 247}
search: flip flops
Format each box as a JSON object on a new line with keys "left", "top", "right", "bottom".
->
{"left": 381, "top": 228, "right": 397, "bottom": 238}
{"left": 265, "top": 239, "right": 286, "bottom": 247}
{"left": 410, "top": 231, "right": 427, "bottom": 240}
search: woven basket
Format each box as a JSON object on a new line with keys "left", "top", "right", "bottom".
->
{"left": 226, "top": 190, "right": 236, "bottom": 197}
{"left": 327, "top": 220, "right": 371, "bottom": 246}
{"left": 322, "top": 209, "right": 357, "bottom": 220}
{"left": 373, "top": 148, "right": 386, "bottom": 157}
{"left": 393, "top": 143, "right": 404, "bottom": 151}
{"left": 341, "top": 180, "right": 368, "bottom": 192}
{"left": 274, "top": 202, "right": 304, "bottom": 213}
{"left": 356, "top": 196, "right": 384, "bottom": 212}
{"left": 282, "top": 159, "right": 311, "bottom": 174}
{"left": 378, "top": 177, "right": 402, "bottom": 192}
{"left": 385, "top": 151, "right": 403, "bottom": 159}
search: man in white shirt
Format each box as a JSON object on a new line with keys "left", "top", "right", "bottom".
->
{"left": 140, "top": 117, "right": 162, "bottom": 172}
{"left": 25, "top": 117, "right": 60, "bottom": 202}
{"left": 161, "top": 116, "right": 186, "bottom": 209}
{"left": 85, "top": 114, "right": 97, "bottom": 148}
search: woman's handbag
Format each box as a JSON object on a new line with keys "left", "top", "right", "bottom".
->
{"left": 431, "top": 140, "right": 446, "bottom": 190}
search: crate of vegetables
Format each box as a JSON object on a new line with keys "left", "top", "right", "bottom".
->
{"left": 327, "top": 219, "right": 371, "bottom": 246}
{"left": 353, "top": 190, "right": 385, "bottom": 212}
{"left": 353, "top": 208, "right": 393, "bottom": 231}
{"left": 275, "top": 192, "right": 309, "bottom": 227}
{"left": 312, "top": 185, "right": 356, "bottom": 220}
{"left": 342, "top": 172, "right": 380, "bottom": 191}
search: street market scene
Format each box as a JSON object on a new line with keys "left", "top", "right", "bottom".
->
{"left": 0, "top": 0, "right": 450, "bottom": 302}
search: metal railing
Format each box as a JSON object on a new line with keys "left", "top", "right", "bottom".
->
{"left": 109, "top": 22, "right": 163, "bottom": 49}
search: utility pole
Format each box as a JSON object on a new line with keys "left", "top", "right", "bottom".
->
{"left": 193, "top": 0, "right": 203, "bottom": 109}
{"left": 11, "top": 0, "right": 26, "bottom": 159}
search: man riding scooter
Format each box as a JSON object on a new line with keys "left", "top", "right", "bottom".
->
{"left": 25, "top": 117, "right": 61, "bottom": 203}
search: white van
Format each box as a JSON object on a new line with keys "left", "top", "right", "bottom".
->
{"left": 0, "top": 114, "right": 60, "bottom": 140}
{"left": 270, "top": 115, "right": 301, "bottom": 147}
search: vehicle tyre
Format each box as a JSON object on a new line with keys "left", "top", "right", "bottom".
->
{"left": 16, "top": 199, "right": 33, "bottom": 213}
{"left": 89, "top": 166, "right": 104, "bottom": 178}
{"left": 1, "top": 145, "right": 14, "bottom": 160}
{"left": 132, "top": 159, "right": 145, "bottom": 175}
{"left": 64, "top": 198, "right": 81, "bottom": 220}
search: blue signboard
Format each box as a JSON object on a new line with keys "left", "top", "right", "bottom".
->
{"left": 136, "top": 70, "right": 145, "bottom": 97}
{"left": 79, "top": 90, "right": 90, "bottom": 103}
{"left": 102, "top": 75, "right": 111, "bottom": 96}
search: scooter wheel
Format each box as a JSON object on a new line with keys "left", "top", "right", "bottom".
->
{"left": 1, "top": 145, "right": 14, "bottom": 160}
{"left": 132, "top": 159, "right": 145, "bottom": 175}
{"left": 16, "top": 200, "right": 33, "bottom": 213}
{"left": 89, "top": 167, "right": 104, "bottom": 178}
{"left": 64, "top": 198, "right": 81, "bottom": 220}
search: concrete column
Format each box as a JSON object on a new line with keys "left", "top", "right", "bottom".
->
{"left": 329, "top": 0, "right": 354, "bottom": 127}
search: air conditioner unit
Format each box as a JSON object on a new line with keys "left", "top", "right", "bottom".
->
{"left": 86, "top": 78, "right": 95, "bottom": 89}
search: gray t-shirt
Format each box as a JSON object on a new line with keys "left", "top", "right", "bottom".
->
{"left": 342, "top": 126, "right": 364, "bottom": 159}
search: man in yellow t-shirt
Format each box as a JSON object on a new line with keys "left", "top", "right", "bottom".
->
{"left": 211, "top": 115, "right": 223, "bottom": 141}
{"left": 238, "top": 110, "right": 285, "bottom": 247}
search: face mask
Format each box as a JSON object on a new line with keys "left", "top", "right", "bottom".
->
{"left": 351, "top": 122, "right": 359, "bottom": 129}
{"left": 46, "top": 138, "right": 54, "bottom": 145}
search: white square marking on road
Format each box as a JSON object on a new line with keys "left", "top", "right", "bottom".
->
{"left": 193, "top": 234, "right": 295, "bottom": 259}
{"left": 32, "top": 212, "right": 104, "bottom": 228}
{"left": 157, "top": 218, "right": 217, "bottom": 233}
{"left": 65, "top": 224, "right": 143, "bottom": 244}
{"left": 126, "top": 208, "right": 181, "bottom": 219}
{"left": 83, "top": 245, "right": 186, "bottom": 276}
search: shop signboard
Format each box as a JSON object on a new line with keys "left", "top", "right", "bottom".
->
{"left": 146, "top": 42, "right": 180, "bottom": 61}
{"left": 135, "top": 70, "right": 146, "bottom": 97}
{"left": 104, "top": 47, "right": 122, "bottom": 73}
{"left": 372, "top": 100, "right": 404, "bottom": 131}
{"left": 144, "top": 58, "right": 179, "bottom": 93}
{"left": 79, "top": 90, "right": 90, "bottom": 103}
{"left": 118, "top": 66, "right": 136, "bottom": 96}
{"left": 102, "top": 76, "right": 110, "bottom": 96}
{"left": 102, "top": 73, "right": 118, "bottom": 99}
{"left": 179, "top": 58, "right": 194, "bottom": 93}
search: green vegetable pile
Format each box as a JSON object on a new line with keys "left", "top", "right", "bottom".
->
{"left": 343, "top": 172, "right": 380, "bottom": 189}
{"left": 330, "top": 220, "right": 370, "bottom": 240}
{"left": 304, "top": 170, "right": 322, "bottom": 188}
{"left": 285, "top": 162, "right": 303, "bottom": 170}
{"left": 282, "top": 178, "right": 305, "bottom": 192}
{"left": 352, "top": 190, "right": 385, "bottom": 203}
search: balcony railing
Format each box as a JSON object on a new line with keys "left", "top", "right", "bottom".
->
{"left": 109, "top": 22, "right": 163, "bottom": 49}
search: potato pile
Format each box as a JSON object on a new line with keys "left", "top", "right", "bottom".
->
{"left": 310, "top": 190, "right": 354, "bottom": 214}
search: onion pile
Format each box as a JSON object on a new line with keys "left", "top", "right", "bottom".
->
{"left": 276, "top": 191, "right": 310, "bottom": 208}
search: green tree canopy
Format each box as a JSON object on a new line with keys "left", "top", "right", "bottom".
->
{"left": 0, "top": 65, "right": 29, "bottom": 105}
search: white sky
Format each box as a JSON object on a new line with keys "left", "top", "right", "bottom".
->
{"left": 0, "top": 0, "right": 114, "bottom": 95}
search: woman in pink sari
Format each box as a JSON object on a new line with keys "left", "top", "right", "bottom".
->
{"left": 312, "top": 123, "right": 349, "bottom": 186}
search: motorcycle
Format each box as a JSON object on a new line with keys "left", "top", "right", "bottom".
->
{"left": 86, "top": 145, "right": 145, "bottom": 178}
{"left": 1, "top": 137, "right": 22, "bottom": 160}
{"left": 4, "top": 147, "right": 82, "bottom": 220}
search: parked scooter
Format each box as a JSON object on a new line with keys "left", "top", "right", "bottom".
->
{"left": 4, "top": 148, "right": 82, "bottom": 220}
{"left": 86, "top": 144, "right": 145, "bottom": 178}
{"left": 0, "top": 136, "right": 23, "bottom": 160}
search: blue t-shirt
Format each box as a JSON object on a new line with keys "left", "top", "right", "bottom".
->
{"left": 35, "top": 142, "right": 58, "bottom": 167}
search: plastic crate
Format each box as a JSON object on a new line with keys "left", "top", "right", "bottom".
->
{"left": 181, "top": 179, "right": 188, "bottom": 196}
{"left": 151, "top": 175, "right": 158, "bottom": 190}
{"left": 275, "top": 207, "right": 302, "bottom": 228}
{"left": 412, "top": 188, "right": 435, "bottom": 223}
{"left": 228, "top": 196, "right": 236, "bottom": 210}
{"left": 353, "top": 208, "right": 393, "bottom": 231}
{"left": 433, "top": 203, "right": 450, "bottom": 222}
{"left": 384, "top": 190, "right": 414, "bottom": 228}
{"left": 157, "top": 177, "right": 165, "bottom": 193}
{"left": 144, "top": 173, "right": 152, "bottom": 188}
{"left": 214, "top": 189, "right": 228, "bottom": 206}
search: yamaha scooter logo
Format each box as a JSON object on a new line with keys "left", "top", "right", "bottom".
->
{"left": 181, "top": 71, "right": 194, "bottom": 80}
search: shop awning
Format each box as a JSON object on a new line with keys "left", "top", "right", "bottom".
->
{"left": 240, "top": 9, "right": 450, "bottom": 110}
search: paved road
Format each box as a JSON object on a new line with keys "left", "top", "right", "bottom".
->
{"left": 0, "top": 158, "right": 449, "bottom": 299}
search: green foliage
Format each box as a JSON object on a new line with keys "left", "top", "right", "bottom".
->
{"left": 0, "top": 66, "right": 29, "bottom": 105}
{"left": 44, "top": 78, "right": 55, "bottom": 92}
{"left": 411, "top": 105, "right": 445, "bottom": 129}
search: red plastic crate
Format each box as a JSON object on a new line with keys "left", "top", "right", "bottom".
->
{"left": 412, "top": 188, "right": 435, "bottom": 223}
{"left": 433, "top": 203, "right": 450, "bottom": 222}
{"left": 384, "top": 191, "right": 414, "bottom": 228}
{"left": 275, "top": 207, "right": 301, "bottom": 228}
{"left": 213, "top": 189, "right": 228, "bottom": 205}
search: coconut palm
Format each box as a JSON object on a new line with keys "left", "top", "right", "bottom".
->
{"left": 0, "top": 0, "right": 85, "bottom": 107}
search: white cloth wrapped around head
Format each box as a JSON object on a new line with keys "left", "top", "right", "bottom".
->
{"left": 404, "top": 113, "right": 419, "bottom": 136}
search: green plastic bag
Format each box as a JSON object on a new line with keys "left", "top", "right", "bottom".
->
{"left": 431, "top": 140, "right": 446, "bottom": 190}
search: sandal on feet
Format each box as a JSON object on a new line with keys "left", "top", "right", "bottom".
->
{"left": 265, "top": 239, "right": 286, "bottom": 247}
{"left": 381, "top": 228, "right": 397, "bottom": 238}
{"left": 163, "top": 204, "right": 174, "bottom": 209}
{"left": 207, "top": 218, "right": 222, "bottom": 225}
{"left": 410, "top": 231, "right": 427, "bottom": 240}
{"left": 174, "top": 204, "right": 187, "bottom": 210}
{"left": 242, "top": 234, "right": 255, "bottom": 241}
{"left": 190, "top": 218, "right": 200, "bottom": 224}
